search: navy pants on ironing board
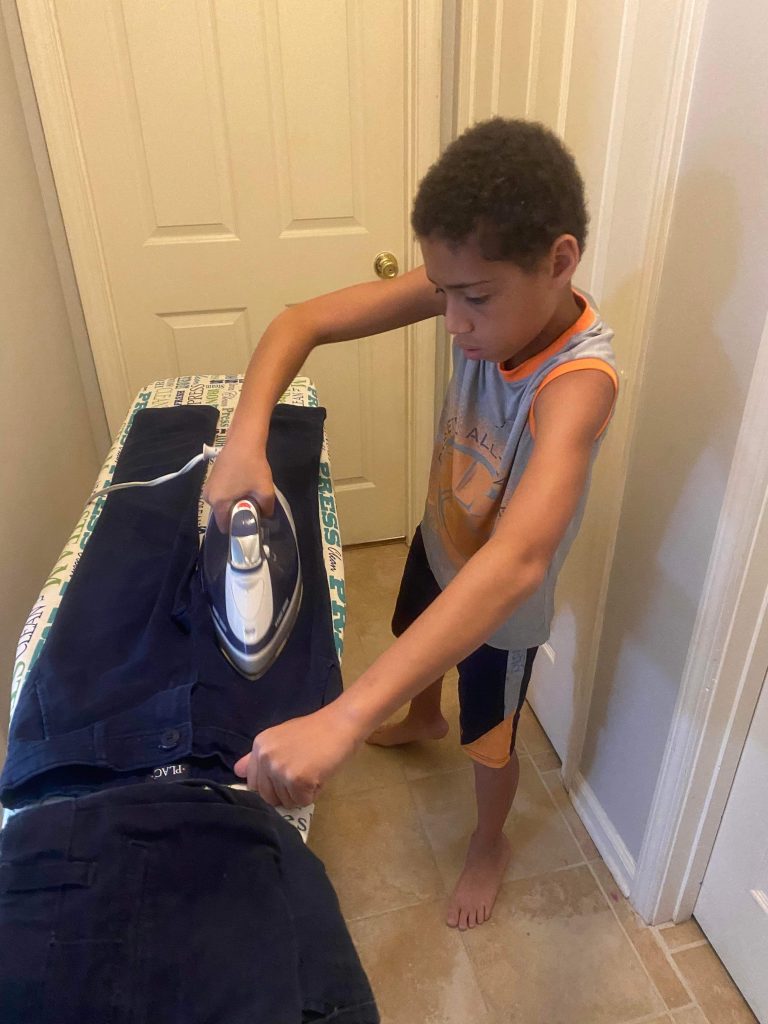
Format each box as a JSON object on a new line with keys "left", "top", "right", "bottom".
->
{"left": 0, "top": 781, "right": 379, "bottom": 1023}
{"left": 0, "top": 404, "right": 378, "bottom": 1022}
{"left": 0, "top": 403, "right": 342, "bottom": 807}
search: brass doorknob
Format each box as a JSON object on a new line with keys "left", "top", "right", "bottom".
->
{"left": 374, "top": 252, "right": 399, "bottom": 279}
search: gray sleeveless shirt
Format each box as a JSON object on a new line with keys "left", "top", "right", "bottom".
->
{"left": 421, "top": 290, "right": 618, "bottom": 650}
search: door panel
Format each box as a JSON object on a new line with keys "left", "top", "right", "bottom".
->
{"left": 33, "top": 0, "right": 410, "bottom": 542}
{"left": 695, "top": 672, "right": 768, "bottom": 1022}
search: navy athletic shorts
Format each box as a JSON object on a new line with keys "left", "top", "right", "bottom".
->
{"left": 391, "top": 527, "right": 537, "bottom": 767}
{"left": 0, "top": 780, "right": 379, "bottom": 1023}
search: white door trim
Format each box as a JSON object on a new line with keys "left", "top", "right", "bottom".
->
{"left": 632, "top": 307, "right": 768, "bottom": 924}
{"left": 2, "top": 0, "right": 111, "bottom": 458}
{"left": 16, "top": 0, "right": 133, "bottom": 429}
{"left": 17, "top": 0, "right": 444, "bottom": 539}
{"left": 405, "top": 0, "right": 444, "bottom": 540}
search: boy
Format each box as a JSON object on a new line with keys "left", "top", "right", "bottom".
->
{"left": 205, "top": 118, "right": 618, "bottom": 930}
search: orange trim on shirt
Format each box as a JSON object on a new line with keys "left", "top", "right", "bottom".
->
{"left": 528, "top": 358, "right": 619, "bottom": 439}
{"left": 462, "top": 716, "right": 514, "bottom": 768}
{"left": 497, "top": 289, "right": 597, "bottom": 384}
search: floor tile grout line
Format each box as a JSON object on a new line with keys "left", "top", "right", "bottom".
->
{"left": 402, "top": 736, "right": 606, "bottom": 1022}
{"left": 615, "top": 1004, "right": 704, "bottom": 1024}
{"left": 402, "top": 775, "right": 450, "bottom": 895}
{"left": 658, "top": 938, "right": 709, "bottom": 954}
{"left": 656, "top": 919, "right": 703, "bottom": 934}
{"left": 614, "top": 1011, "right": 674, "bottom": 1024}
{"left": 530, "top": 749, "right": 712, "bottom": 1024}
{"left": 345, "top": 892, "right": 448, "bottom": 927}
{"left": 526, "top": 738, "right": 596, "bottom": 863}
{"left": 321, "top": 782, "right": 400, "bottom": 801}
{"left": 401, "top": 765, "right": 494, "bottom": 1017}
{"left": 525, "top": 748, "right": 713, "bottom": 1022}
{"left": 648, "top": 925, "right": 714, "bottom": 1009}
{"left": 583, "top": 856, "right": 700, "bottom": 1016}
{"left": 405, "top": 735, "right": 599, "bottom": 889}
{"left": 405, "top": 762, "right": 474, "bottom": 784}
{"left": 341, "top": 847, "right": 493, "bottom": 1016}
{"left": 321, "top": 767, "right": 409, "bottom": 801}
{"left": 452, "top": 855, "right": 676, "bottom": 1024}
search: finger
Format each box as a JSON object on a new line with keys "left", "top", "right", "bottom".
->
{"left": 233, "top": 753, "right": 249, "bottom": 778}
{"left": 214, "top": 501, "right": 231, "bottom": 532}
{"left": 246, "top": 745, "right": 262, "bottom": 792}
{"left": 270, "top": 777, "right": 295, "bottom": 809}
{"left": 256, "top": 489, "right": 275, "bottom": 518}
{"left": 286, "top": 777, "right": 317, "bottom": 809}
{"left": 257, "top": 773, "right": 282, "bottom": 807}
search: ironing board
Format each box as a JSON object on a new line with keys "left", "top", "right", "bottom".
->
{"left": 6, "top": 375, "right": 345, "bottom": 837}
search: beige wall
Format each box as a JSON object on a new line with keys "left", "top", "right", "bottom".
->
{"left": 0, "top": 9, "right": 101, "bottom": 746}
{"left": 581, "top": 0, "right": 768, "bottom": 859}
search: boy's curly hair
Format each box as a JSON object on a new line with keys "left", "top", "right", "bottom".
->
{"left": 411, "top": 118, "right": 588, "bottom": 270}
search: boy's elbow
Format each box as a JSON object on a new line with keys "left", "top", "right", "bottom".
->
{"left": 275, "top": 303, "right": 313, "bottom": 335}
{"left": 517, "top": 555, "right": 548, "bottom": 602}
{"left": 491, "top": 546, "right": 548, "bottom": 610}
{"left": 271, "top": 304, "right": 324, "bottom": 350}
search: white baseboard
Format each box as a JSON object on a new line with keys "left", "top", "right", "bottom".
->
{"left": 570, "top": 771, "right": 636, "bottom": 897}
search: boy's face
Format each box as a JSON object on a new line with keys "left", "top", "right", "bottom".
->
{"left": 419, "top": 233, "right": 572, "bottom": 365}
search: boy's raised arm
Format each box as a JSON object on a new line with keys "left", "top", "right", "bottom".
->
{"left": 204, "top": 266, "right": 443, "bottom": 527}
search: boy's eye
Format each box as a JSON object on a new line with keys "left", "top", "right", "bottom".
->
{"left": 466, "top": 295, "right": 489, "bottom": 306}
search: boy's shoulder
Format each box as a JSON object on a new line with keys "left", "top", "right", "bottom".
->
{"left": 445, "top": 309, "right": 617, "bottom": 441}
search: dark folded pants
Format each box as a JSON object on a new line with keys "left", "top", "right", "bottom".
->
{"left": 1, "top": 404, "right": 343, "bottom": 807}
{"left": 0, "top": 781, "right": 379, "bottom": 1023}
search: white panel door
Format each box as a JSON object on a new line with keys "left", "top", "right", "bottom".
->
{"left": 695, "top": 671, "right": 768, "bottom": 1022}
{"left": 22, "top": 0, "right": 413, "bottom": 543}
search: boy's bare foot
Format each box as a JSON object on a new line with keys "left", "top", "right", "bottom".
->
{"left": 446, "top": 832, "right": 511, "bottom": 930}
{"left": 366, "top": 714, "right": 449, "bottom": 747}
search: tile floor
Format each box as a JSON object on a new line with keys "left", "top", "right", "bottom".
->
{"left": 308, "top": 540, "right": 759, "bottom": 1024}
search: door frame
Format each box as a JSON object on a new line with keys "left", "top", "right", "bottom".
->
{"left": 16, "top": 0, "right": 444, "bottom": 540}
{"left": 631, "top": 308, "right": 768, "bottom": 924}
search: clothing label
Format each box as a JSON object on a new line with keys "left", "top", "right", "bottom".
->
{"left": 278, "top": 806, "right": 314, "bottom": 841}
{"left": 145, "top": 763, "right": 191, "bottom": 783}
{"left": 229, "top": 784, "right": 315, "bottom": 841}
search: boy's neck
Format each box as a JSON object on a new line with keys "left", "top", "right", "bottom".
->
{"left": 504, "top": 288, "right": 583, "bottom": 370}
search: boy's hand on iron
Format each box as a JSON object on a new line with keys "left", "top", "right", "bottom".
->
{"left": 234, "top": 705, "right": 362, "bottom": 808}
{"left": 203, "top": 441, "right": 275, "bottom": 530}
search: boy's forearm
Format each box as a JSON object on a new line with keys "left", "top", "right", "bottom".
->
{"left": 225, "top": 270, "right": 440, "bottom": 454}
{"left": 226, "top": 310, "right": 318, "bottom": 450}
{"left": 332, "top": 537, "right": 545, "bottom": 738}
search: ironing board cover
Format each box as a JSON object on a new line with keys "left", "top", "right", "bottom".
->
{"left": 6, "top": 376, "right": 346, "bottom": 838}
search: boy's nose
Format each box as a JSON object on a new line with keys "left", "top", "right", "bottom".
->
{"left": 444, "top": 302, "right": 473, "bottom": 336}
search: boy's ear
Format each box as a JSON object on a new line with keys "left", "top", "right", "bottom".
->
{"left": 550, "top": 234, "right": 581, "bottom": 281}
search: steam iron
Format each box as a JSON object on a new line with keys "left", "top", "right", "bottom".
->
{"left": 201, "top": 490, "right": 302, "bottom": 680}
